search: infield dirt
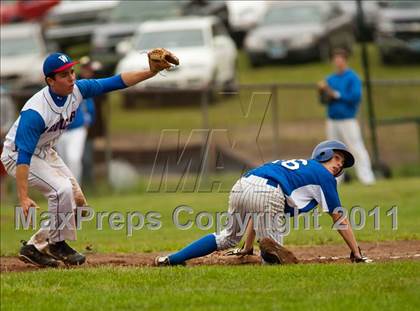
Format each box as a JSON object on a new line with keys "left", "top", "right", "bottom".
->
{"left": 1, "top": 240, "right": 419, "bottom": 273}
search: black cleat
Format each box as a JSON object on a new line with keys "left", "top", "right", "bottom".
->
{"left": 19, "top": 243, "right": 59, "bottom": 268}
{"left": 48, "top": 241, "right": 86, "bottom": 266}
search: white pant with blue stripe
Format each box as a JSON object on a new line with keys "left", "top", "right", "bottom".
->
{"left": 215, "top": 175, "right": 286, "bottom": 250}
{"left": 1, "top": 147, "right": 87, "bottom": 251}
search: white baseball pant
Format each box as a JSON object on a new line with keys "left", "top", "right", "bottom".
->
{"left": 326, "top": 118, "right": 376, "bottom": 185}
{"left": 1, "top": 146, "right": 86, "bottom": 252}
{"left": 214, "top": 175, "right": 286, "bottom": 250}
{"left": 56, "top": 126, "right": 87, "bottom": 183}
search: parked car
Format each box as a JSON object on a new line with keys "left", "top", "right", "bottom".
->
{"left": 44, "top": 0, "right": 118, "bottom": 51}
{"left": 182, "top": 0, "right": 229, "bottom": 29}
{"left": 335, "top": 0, "right": 378, "bottom": 41}
{"left": 115, "top": 16, "right": 237, "bottom": 105}
{"left": 1, "top": 23, "right": 47, "bottom": 92}
{"left": 91, "top": 0, "right": 185, "bottom": 75}
{"left": 244, "top": 1, "right": 354, "bottom": 66}
{"left": 375, "top": 0, "right": 420, "bottom": 64}
{"left": 1, "top": 0, "right": 59, "bottom": 24}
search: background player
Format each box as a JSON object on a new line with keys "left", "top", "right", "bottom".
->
{"left": 318, "top": 48, "right": 376, "bottom": 185}
{"left": 155, "top": 140, "right": 371, "bottom": 266}
{"left": 1, "top": 49, "right": 178, "bottom": 267}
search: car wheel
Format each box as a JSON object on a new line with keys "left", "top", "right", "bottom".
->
{"left": 380, "top": 51, "right": 395, "bottom": 65}
{"left": 123, "top": 92, "right": 137, "bottom": 109}
{"left": 318, "top": 42, "right": 330, "bottom": 62}
{"left": 344, "top": 33, "right": 355, "bottom": 55}
{"left": 249, "top": 56, "right": 263, "bottom": 68}
{"left": 222, "top": 62, "right": 238, "bottom": 94}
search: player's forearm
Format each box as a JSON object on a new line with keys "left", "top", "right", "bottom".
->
{"left": 332, "top": 214, "right": 360, "bottom": 256}
{"left": 243, "top": 218, "right": 256, "bottom": 251}
{"left": 120, "top": 70, "right": 157, "bottom": 87}
{"left": 16, "top": 164, "right": 30, "bottom": 202}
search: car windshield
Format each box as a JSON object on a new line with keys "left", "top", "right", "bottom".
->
{"left": 262, "top": 5, "right": 322, "bottom": 25}
{"left": 1, "top": 35, "right": 41, "bottom": 57}
{"left": 136, "top": 29, "right": 205, "bottom": 49}
{"left": 110, "top": 1, "right": 183, "bottom": 22}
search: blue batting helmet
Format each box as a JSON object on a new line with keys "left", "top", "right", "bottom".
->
{"left": 311, "top": 140, "right": 355, "bottom": 168}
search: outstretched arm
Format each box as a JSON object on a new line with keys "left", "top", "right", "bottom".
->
{"left": 120, "top": 70, "right": 157, "bottom": 87}
{"left": 76, "top": 70, "right": 157, "bottom": 99}
{"left": 77, "top": 48, "right": 178, "bottom": 99}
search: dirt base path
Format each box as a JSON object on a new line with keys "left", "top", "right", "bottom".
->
{"left": 1, "top": 240, "right": 420, "bottom": 273}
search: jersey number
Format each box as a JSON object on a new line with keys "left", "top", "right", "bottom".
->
{"left": 273, "top": 159, "right": 308, "bottom": 170}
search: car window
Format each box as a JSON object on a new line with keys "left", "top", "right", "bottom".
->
{"left": 211, "top": 22, "right": 228, "bottom": 37}
{"left": 110, "top": 1, "right": 184, "bottom": 22}
{"left": 385, "top": 1, "right": 420, "bottom": 9}
{"left": 1, "top": 35, "right": 41, "bottom": 57}
{"left": 262, "top": 5, "right": 322, "bottom": 25}
{"left": 136, "top": 29, "right": 205, "bottom": 49}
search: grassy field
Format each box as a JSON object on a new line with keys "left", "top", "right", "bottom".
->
{"left": 1, "top": 177, "right": 419, "bottom": 310}
{"left": 1, "top": 43, "right": 419, "bottom": 310}
{"left": 1, "top": 177, "right": 419, "bottom": 255}
{"left": 1, "top": 262, "right": 420, "bottom": 311}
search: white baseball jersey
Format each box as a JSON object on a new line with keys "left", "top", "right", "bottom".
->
{"left": 4, "top": 85, "right": 83, "bottom": 159}
{"left": 4, "top": 75, "right": 126, "bottom": 163}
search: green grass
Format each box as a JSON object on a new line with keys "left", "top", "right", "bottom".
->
{"left": 1, "top": 262, "right": 420, "bottom": 311}
{"left": 1, "top": 177, "right": 419, "bottom": 310}
{"left": 1, "top": 177, "right": 419, "bottom": 255}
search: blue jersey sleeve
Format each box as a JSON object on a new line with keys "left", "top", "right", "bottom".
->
{"left": 320, "top": 178, "right": 342, "bottom": 213}
{"left": 76, "top": 74, "right": 127, "bottom": 99}
{"left": 338, "top": 73, "right": 361, "bottom": 106}
{"left": 15, "top": 109, "right": 46, "bottom": 165}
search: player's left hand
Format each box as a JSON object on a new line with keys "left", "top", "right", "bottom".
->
{"left": 147, "top": 48, "right": 179, "bottom": 73}
{"left": 317, "top": 80, "right": 327, "bottom": 90}
{"left": 225, "top": 246, "right": 254, "bottom": 257}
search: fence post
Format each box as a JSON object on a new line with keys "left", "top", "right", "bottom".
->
{"left": 105, "top": 98, "right": 112, "bottom": 185}
{"left": 200, "top": 88, "right": 210, "bottom": 181}
{"left": 271, "top": 84, "right": 280, "bottom": 158}
{"left": 357, "top": 0, "right": 380, "bottom": 168}
{"left": 417, "top": 120, "right": 420, "bottom": 163}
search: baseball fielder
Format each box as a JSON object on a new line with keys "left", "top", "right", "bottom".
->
{"left": 155, "top": 140, "right": 371, "bottom": 266}
{"left": 1, "top": 49, "right": 178, "bottom": 267}
{"left": 318, "top": 48, "right": 376, "bottom": 185}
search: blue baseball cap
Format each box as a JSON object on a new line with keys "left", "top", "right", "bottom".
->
{"left": 43, "top": 52, "right": 78, "bottom": 77}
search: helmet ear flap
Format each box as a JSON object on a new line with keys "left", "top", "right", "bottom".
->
{"left": 315, "top": 149, "right": 334, "bottom": 163}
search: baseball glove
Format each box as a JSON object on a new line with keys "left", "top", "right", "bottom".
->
{"left": 148, "top": 48, "right": 179, "bottom": 73}
{"left": 259, "top": 237, "right": 299, "bottom": 264}
{"left": 350, "top": 247, "right": 373, "bottom": 263}
{"left": 318, "top": 89, "right": 332, "bottom": 105}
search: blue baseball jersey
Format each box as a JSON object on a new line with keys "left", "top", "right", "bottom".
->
{"left": 246, "top": 159, "right": 341, "bottom": 214}
{"left": 326, "top": 69, "right": 362, "bottom": 120}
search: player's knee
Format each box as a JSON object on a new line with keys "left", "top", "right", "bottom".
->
{"left": 215, "top": 235, "right": 241, "bottom": 251}
{"left": 56, "top": 180, "right": 73, "bottom": 200}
